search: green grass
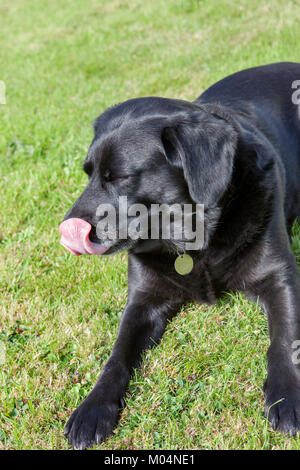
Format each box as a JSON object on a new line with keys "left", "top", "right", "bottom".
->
{"left": 1, "top": 0, "right": 300, "bottom": 450}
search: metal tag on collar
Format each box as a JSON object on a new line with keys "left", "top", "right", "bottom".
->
{"left": 174, "top": 252, "right": 194, "bottom": 275}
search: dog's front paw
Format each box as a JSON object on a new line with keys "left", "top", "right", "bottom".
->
{"left": 264, "top": 383, "right": 300, "bottom": 436}
{"left": 64, "top": 398, "right": 120, "bottom": 449}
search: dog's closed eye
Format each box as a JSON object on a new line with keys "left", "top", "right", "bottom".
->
{"left": 102, "top": 169, "right": 113, "bottom": 182}
{"left": 102, "top": 169, "right": 133, "bottom": 183}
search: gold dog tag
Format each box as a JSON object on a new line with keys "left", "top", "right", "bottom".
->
{"left": 174, "top": 254, "right": 194, "bottom": 275}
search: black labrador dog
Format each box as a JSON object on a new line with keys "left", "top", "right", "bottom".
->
{"left": 60, "top": 62, "right": 300, "bottom": 449}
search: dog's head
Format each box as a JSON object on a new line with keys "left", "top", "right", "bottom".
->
{"left": 59, "top": 97, "right": 238, "bottom": 256}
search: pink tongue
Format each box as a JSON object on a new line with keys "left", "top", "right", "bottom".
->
{"left": 59, "top": 218, "right": 109, "bottom": 256}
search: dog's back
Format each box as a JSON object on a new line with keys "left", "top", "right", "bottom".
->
{"left": 198, "top": 62, "right": 300, "bottom": 227}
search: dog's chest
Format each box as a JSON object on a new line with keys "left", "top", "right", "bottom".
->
{"left": 131, "top": 252, "right": 225, "bottom": 304}
{"left": 150, "top": 262, "right": 221, "bottom": 304}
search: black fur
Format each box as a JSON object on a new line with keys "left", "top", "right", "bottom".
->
{"left": 62, "top": 62, "right": 300, "bottom": 449}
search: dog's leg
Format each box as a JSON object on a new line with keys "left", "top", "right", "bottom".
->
{"left": 64, "top": 296, "right": 180, "bottom": 449}
{"left": 251, "top": 255, "right": 300, "bottom": 435}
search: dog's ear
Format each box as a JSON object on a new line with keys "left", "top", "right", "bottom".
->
{"left": 161, "top": 109, "right": 238, "bottom": 206}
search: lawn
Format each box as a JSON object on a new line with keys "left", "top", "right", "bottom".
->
{"left": 1, "top": 0, "right": 300, "bottom": 450}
